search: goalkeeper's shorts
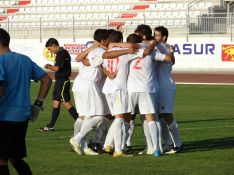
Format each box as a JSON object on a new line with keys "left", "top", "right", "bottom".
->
{"left": 0, "top": 120, "right": 28, "bottom": 159}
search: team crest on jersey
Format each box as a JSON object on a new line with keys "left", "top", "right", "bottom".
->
{"left": 222, "top": 45, "right": 234, "bottom": 61}
{"left": 43, "top": 47, "right": 56, "bottom": 61}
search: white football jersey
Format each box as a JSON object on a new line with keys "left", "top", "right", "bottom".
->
{"left": 155, "top": 43, "right": 175, "bottom": 89}
{"left": 72, "top": 47, "right": 105, "bottom": 92}
{"left": 102, "top": 47, "right": 144, "bottom": 94}
{"left": 127, "top": 43, "right": 166, "bottom": 93}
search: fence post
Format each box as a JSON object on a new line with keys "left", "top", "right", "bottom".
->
{"left": 73, "top": 15, "right": 75, "bottom": 43}
{"left": 39, "top": 17, "right": 42, "bottom": 43}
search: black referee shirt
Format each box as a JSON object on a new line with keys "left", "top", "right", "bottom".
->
{"left": 55, "top": 47, "right": 71, "bottom": 80}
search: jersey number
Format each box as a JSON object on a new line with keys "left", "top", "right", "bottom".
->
{"left": 107, "top": 58, "right": 119, "bottom": 73}
{"left": 133, "top": 57, "right": 142, "bottom": 70}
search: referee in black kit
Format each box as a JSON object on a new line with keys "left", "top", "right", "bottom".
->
{"left": 39, "top": 38, "right": 78, "bottom": 131}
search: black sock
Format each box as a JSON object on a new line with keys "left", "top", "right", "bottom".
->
{"left": 0, "top": 165, "right": 10, "bottom": 175}
{"left": 47, "top": 108, "right": 60, "bottom": 128}
{"left": 11, "top": 159, "right": 32, "bottom": 175}
{"left": 68, "top": 106, "right": 79, "bottom": 120}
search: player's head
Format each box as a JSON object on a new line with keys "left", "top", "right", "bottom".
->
{"left": 126, "top": 33, "right": 142, "bottom": 44}
{"left": 107, "top": 29, "right": 116, "bottom": 36}
{"left": 134, "top": 24, "right": 153, "bottom": 41}
{"left": 45, "top": 38, "right": 60, "bottom": 53}
{"left": 93, "top": 29, "right": 109, "bottom": 47}
{"left": 0, "top": 28, "right": 10, "bottom": 51}
{"left": 109, "top": 31, "right": 123, "bottom": 43}
{"left": 154, "top": 26, "right": 169, "bottom": 43}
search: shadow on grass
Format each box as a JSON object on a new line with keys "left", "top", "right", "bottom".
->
{"left": 130, "top": 137, "right": 234, "bottom": 154}
{"left": 178, "top": 117, "right": 234, "bottom": 124}
{"left": 183, "top": 136, "right": 234, "bottom": 152}
{"left": 134, "top": 117, "right": 234, "bottom": 127}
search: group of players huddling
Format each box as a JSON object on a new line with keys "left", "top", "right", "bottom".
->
{"left": 69, "top": 24, "right": 183, "bottom": 157}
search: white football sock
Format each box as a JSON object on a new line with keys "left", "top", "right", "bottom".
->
{"left": 74, "top": 116, "right": 103, "bottom": 144}
{"left": 148, "top": 121, "right": 159, "bottom": 151}
{"left": 121, "top": 121, "right": 130, "bottom": 150}
{"left": 113, "top": 118, "right": 124, "bottom": 154}
{"left": 160, "top": 118, "right": 173, "bottom": 146}
{"left": 168, "top": 119, "right": 182, "bottom": 147}
{"left": 126, "top": 120, "right": 135, "bottom": 147}
{"left": 81, "top": 134, "right": 89, "bottom": 149}
{"left": 104, "top": 120, "right": 115, "bottom": 149}
{"left": 74, "top": 118, "right": 84, "bottom": 136}
{"left": 92, "top": 117, "right": 111, "bottom": 144}
{"left": 155, "top": 117, "right": 163, "bottom": 152}
{"left": 143, "top": 120, "right": 153, "bottom": 150}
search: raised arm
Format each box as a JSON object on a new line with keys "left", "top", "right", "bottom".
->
{"left": 102, "top": 47, "right": 136, "bottom": 59}
{"left": 109, "top": 42, "right": 140, "bottom": 50}
{"left": 142, "top": 40, "right": 158, "bottom": 57}
{"left": 76, "top": 44, "right": 99, "bottom": 62}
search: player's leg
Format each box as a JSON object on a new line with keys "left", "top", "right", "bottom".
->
{"left": 90, "top": 116, "right": 112, "bottom": 153}
{"left": 74, "top": 116, "right": 84, "bottom": 136}
{"left": 62, "top": 80, "right": 78, "bottom": 120}
{"left": 139, "top": 93, "right": 160, "bottom": 157}
{"left": 159, "top": 89, "right": 183, "bottom": 153}
{"left": 126, "top": 114, "right": 136, "bottom": 149}
{"left": 159, "top": 116, "right": 173, "bottom": 151}
{"left": 39, "top": 79, "right": 62, "bottom": 131}
{"left": 111, "top": 90, "right": 130, "bottom": 157}
{"left": 121, "top": 113, "right": 131, "bottom": 151}
{"left": 163, "top": 114, "right": 183, "bottom": 153}
{"left": 154, "top": 90, "right": 163, "bottom": 153}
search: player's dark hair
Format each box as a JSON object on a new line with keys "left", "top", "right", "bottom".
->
{"left": 134, "top": 24, "right": 153, "bottom": 40}
{"left": 127, "top": 33, "right": 142, "bottom": 44}
{"left": 107, "top": 29, "right": 116, "bottom": 37}
{"left": 45, "top": 38, "right": 59, "bottom": 47}
{"left": 109, "top": 31, "right": 123, "bottom": 43}
{"left": 154, "top": 26, "right": 169, "bottom": 42}
{"left": 93, "top": 29, "right": 109, "bottom": 42}
{"left": 0, "top": 28, "right": 10, "bottom": 47}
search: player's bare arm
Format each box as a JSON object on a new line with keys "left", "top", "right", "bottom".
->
{"left": 81, "top": 58, "right": 91, "bottom": 66}
{"left": 102, "top": 47, "right": 136, "bottom": 59}
{"left": 44, "top": 64, "right": 59, "bottom": 72}
{"left": 143, "top": 40, "right": 158, "bottom": 57}
{"left": 164, "top": 52, "right": 174, "bottom": 61}
{"left": 109, "top": 42, "right": 140, "bottom": 50}
{"left": 76, "top": 44, "right": 99, "bottom": 62}
{"left": 37, "top": 74, "right": 52, "bottom": 99}
{"left": 102, "top": 67, "right": 116, "bottom": 80}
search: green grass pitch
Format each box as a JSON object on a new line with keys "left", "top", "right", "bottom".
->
{"left": 9, "top": 83, "right": 234, "bottom": 175}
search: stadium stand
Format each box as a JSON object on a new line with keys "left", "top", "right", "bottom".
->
{"left": 0, "top": 0, "right": 233, "bottom": 39}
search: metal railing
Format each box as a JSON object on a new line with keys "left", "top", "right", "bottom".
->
{"left": 0, "top": 14, "right": 233, "bottom": 41}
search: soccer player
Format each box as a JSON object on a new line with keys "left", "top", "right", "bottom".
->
{"left": 128, "top": 24, "right": 173, "bottom": 157}
{"left": 0, "top": 28, "right": 51, "bottom": 175}
{"left": 39, "top": 38, "right": 79, "bottom": 131}
{"left": 70, "top": 29, "right": 136, "bottom": 155}
{"left": 154, "top": 26, "right": 183, "bottom": 153}
{"left": 101, "top": 31, "right": 146, "bottom": 157}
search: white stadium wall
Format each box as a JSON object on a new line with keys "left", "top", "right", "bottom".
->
{"left": 10, "top": 36, "right": 234, "bottom": 74}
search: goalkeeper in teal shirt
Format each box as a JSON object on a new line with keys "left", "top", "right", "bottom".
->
{"left": 0, "top": 28, "right": 52, "bottom": 175}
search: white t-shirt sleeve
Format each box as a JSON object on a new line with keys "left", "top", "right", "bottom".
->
{"left": 128, "top": 47, "right": 145, "bottom": 61}
{"left": 88, "top": 48, "right": 105, "bottom": 67}
{"left": 153, "top": 50, "right": 166, "bottom": 61}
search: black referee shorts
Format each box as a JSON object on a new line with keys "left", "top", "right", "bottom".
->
{"left": 0, "top": 121, "right": 28, "bottom": 160}
{"left": 53, "top": 79, "right": 71, "bottom": 103}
